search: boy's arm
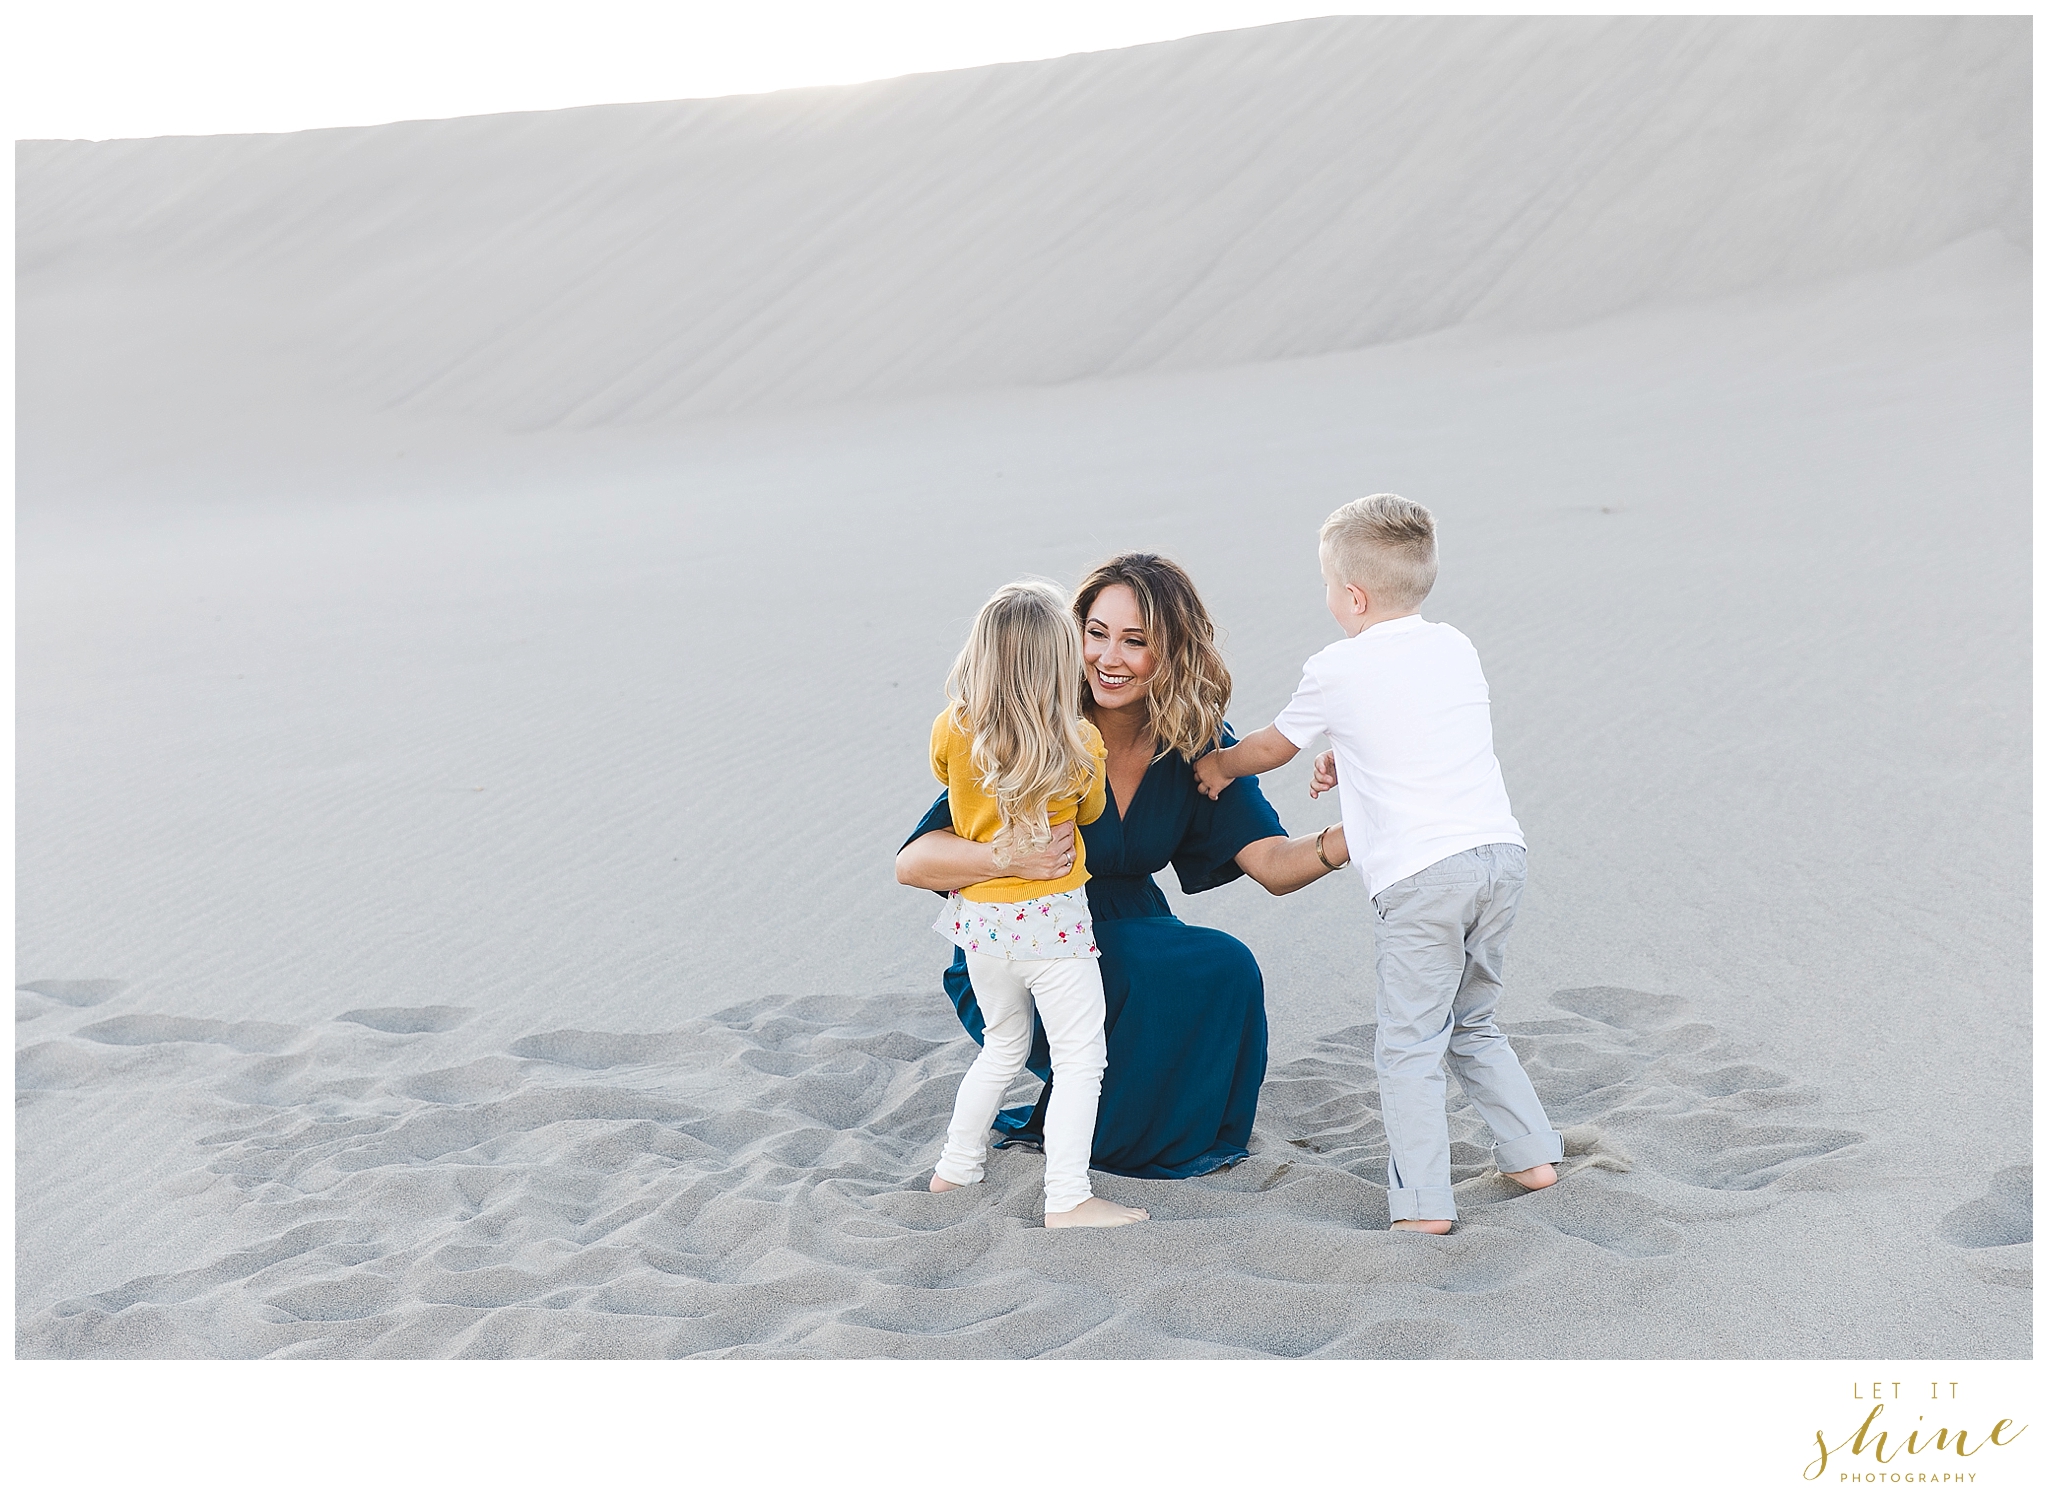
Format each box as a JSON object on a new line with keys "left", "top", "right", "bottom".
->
{"left": 1193, "top": 725, "right": 1301, "bottom": 801}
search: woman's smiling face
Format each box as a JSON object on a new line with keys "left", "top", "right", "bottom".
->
{"left": 1082, "top": 584, "right": 1158, "bottom": 711}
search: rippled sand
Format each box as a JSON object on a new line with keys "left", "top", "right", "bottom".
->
{"left": 37, "top": 979, "right": 2011, "bottom": 1358}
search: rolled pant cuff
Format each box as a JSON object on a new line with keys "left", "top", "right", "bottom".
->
{"left": 1493, "top": 1128, "right": 1564, "bottom": 1174}
{"left": 1044, "top": 1186, "right": 1092, "bottom": 1215}
{"left": 933, "top": 1144, "right": 988, "bottom": 1187}
{"left": 1386, "top": 1187, "right": 1459, "bottom": 1223}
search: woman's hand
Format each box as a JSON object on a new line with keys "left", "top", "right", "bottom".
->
{"left": 1308, "top": 750, "right": 1339, "bottom": 798}
{"left": 895, "top": 821, "right": 1077, "bottom": 891}
{"left": 1008, "top": 820, "right": 1078, "bottom": 882}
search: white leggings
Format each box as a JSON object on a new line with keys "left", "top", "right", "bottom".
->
{"left": 936, "top": 952, "right": 1108, "bottom": 1215}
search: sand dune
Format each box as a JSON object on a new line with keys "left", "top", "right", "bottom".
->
{"left": 15, "top": 17, "right": 2031, "bottom": 1357}
{"left": 18, "top": 15, "right": 2027, "bottom": 446}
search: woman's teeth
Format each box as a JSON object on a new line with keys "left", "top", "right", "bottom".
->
{"left": 1097, "top": 671, "right": 1132, "bottom": 688}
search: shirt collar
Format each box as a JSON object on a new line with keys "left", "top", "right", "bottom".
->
{"left": 1358, "top": 614, "right": 1430, "bottom": 641}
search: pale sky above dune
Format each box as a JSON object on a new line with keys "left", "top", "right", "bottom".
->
{"left": 14, "top": 0, "right": 1364, "bottom": 140}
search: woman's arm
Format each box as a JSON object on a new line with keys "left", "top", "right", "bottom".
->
{"left": 1232, "top": 822, "right": 1349, "bottom": 897}
{"left": 894, "top": 819, "right": 1079, "bottom": 891}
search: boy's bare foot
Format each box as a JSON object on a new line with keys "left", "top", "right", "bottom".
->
{"left": 1391, "top": 1219, "right": 1454, "bottom": 1234}
{"left": 1044, "top": 1196, "right": 1150, "bottom": 1228}
{"left": 929, "top": 1174, "right": 965, "bottom": 1193}
{"left": 1505, "top": 1163, "right": 1558, "bottom": 1191}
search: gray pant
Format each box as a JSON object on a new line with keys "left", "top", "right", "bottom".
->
{"left": 1371, "top": 842, "right": 1561, "bottom": 1222}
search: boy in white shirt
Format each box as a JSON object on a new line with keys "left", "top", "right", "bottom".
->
{"left": 1195, "top": 493, "right": 1562, "bottom": 1233}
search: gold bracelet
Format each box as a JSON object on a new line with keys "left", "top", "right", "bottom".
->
{"left": 1316, "top": 825, "right": 1348, "bottom": 871}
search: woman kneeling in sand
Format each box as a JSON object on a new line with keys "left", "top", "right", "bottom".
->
{"left": 897, "top": 553, "right": 1351, "bottom": 1193}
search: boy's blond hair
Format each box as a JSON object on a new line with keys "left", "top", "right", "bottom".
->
{"left": 1320, "top": 493, "right": 1438, "bottom": 610}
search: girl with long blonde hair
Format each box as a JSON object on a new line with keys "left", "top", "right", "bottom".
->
{"left": 926, "top": 579, "right": 1148, "bottom": 1229}
{"left": 900, "top": 554, "right": 1353, "bottom": 1191}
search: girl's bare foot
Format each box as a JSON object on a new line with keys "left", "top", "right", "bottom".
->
{"left": 1044, "top": 1196, "right": 1150, "bottom": 1228}
{"left": 929, "top": 1174, "right": 965, "bottom": 1193}
{"left": 1505, "top": 1163, "right": 1557, "bottom": 1190}
{"left": 1391, "top": 1219, "right": 1454, "bottom": 1234}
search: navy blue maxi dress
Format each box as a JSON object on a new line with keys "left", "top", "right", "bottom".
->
{"left": 904, "top": 744, "right": 1286, "bottom": 1179}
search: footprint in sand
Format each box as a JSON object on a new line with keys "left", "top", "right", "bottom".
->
{"left": 17, "top": 977, "right": 126, "bottom": 1021}
{"left": 1939, "top": 1163, "right": 2032, "bottom": 1291}
{"left": 17, "top": 977, "right": 127, "bottom": 1006}
{"left": 1940, "top": 1163, "right": 2032, "bottom": 1248}
{"left": 336, "top": 1005, "right": 476, "bottom": 1035}
{"left": 75, "top": 1014, "right": 302, "bottom": 1053}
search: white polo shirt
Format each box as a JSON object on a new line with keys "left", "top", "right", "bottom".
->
{"left": 1271, "top": 614, "right": 1524, "bottom": 899}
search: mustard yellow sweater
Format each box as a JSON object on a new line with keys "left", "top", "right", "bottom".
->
{"left": 930, "top": 709, "right": 1107, "bottom": 903}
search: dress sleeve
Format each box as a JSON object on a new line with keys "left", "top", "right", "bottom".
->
{"left": 902, "top": 792, "right": 956, "bottom": 857}
{"left": 897, "top": 790, "right": 958, "bottom": 897}
{"left": 930, "top": 711, "right": 952, "bottom": 786}
{"left": 1170, "top": 724, "right": 1288, "bottom": 895}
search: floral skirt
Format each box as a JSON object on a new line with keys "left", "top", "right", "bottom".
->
{"left": 933, "top": 886, "right": 1098, "bottom": 959}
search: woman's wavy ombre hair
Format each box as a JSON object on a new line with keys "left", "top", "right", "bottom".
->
{"left": 1073, "top": 553, "right": 1231, "bottom": 763}
{"left": 946, "top": 579, "right": 1098, "bottom": 869}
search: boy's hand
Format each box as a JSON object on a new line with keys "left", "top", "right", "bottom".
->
{"left": 1308, "top": 750, "right": 1339, "bottom": 799}
{"left": 1193, "top": 751, "right": 1235, "bottom": 801}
